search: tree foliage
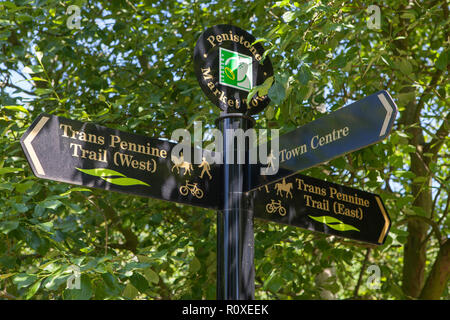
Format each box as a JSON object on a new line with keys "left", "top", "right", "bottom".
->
{"left": 0, "top": 0, "right": 448, "bottom": 300}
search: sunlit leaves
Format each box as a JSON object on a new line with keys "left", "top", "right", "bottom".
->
{"left": 0, "top": 0, "right": 448, "bottom": 301}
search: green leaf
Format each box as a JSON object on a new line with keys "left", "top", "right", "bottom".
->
{"left": 0, "top": 167, "right": 24, "bottom": 175}
{"left": 76, "top": 167, "right": 125, "bottom": 178}
{"left": 34, "top": 88, "right": 53, "bottom": 96}
{"left": 0, "top": 183, "right": 14, "bottom": 191}
{"left": 266, "top": 106, "right": 275, "bottom": 120}
{"left": 268, "top": 80, "right": 285, "bottom": 105}
{"left": 264, "top": 274, "right": 284, "bottom": 293}
{"left": 298, "top": 64, "right": 312, "bottom": 85}
{"left": 2, "top": 105, "right": 29, "bottom": 115}
{"left": 0, "top": 273, "right": 16, "bottom": 280}
{"left": 143, "top": 268, "right": 159, "bottom": 284}
{"left": 252, "top": 38, "right": 269, "bottom": 45}
{"left": 150, "top": 213, "right": 163, "bottom": 224}
{"left": 101, "top": 272, "right": 120, "bottom": 291}
{"left": 0, "top": 30, "right": 11, "bottom": 40}
{"left": 13, "top": 273, "right": 38, "bottom": 289}
{"left": 101, "top": 177, "right": 150, "bottom": 187}
{"left": 0, "top": 221, "right": 19, "bottom": 234}
{"left": 44, "top": 272, "right": 68, "bottom": 291}
{"left": 59, "top": 187, "right": 92, "bottom": 196}
{"left": 13, "top": 203, "right": 28, "bottom": 213}
{"left": 189, "top": 257, "right": 201, "bottom": 273}
{"left": 33, "top": 204, "right": 45, "bottom": 217}
{"left": 37, "top": 221, "right": 54, "bottom": 233}
{"left": 247, "top": 76, "right": 274, "bottom": 102}
{"left": 129, "top": 272, "right": 149, "bottom": 293}
{"left": 36, "top": 51, "right": 43, "bottom": 63}
{"left": 257, "top": 76, "right": 274, "bottom": 97}
{"left": 397, "top": 58, "right": 413, "bottom": 75}
{"left": 122, "top": 283, "right": 139, "bottom": 300}
{"left": 14, "top": 180, "right": 35, "bottom": 193}
{"left": 396, "top": 131, "right": 410, "bottom": 138}
{"left": 411, "top": 206, "right": 428, "bottom": 217}
{"left": 63, "top": 275, "right": 93, "bottom": 300}
{"left": 413, "top": 176, "right": 428, "bottom": 183}
{"left": 435, "top": 51, "right": 448, "bottom": 71}
{"left": 282, "top": 11, "right": 296, "bottom": 23}
{"left": 40, "top": 199, "right": 62, "bottom": 210}
{"left": 23, "top": 65, "right": 44, "bottom": 74}
{"left": 29, "top": 76, "right": 48, "bottom": 82}
{"left": 397, "top": 91, "right": 415, "bottom": 105}
{"left": 0, "top": 256, "right": 17, "bottom": 269}
{"left": 400, "top": 11, "right": 416, "bottom": 20}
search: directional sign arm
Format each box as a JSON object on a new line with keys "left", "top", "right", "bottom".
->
{"left": 21, "top": 115, "right": 50, "bottom": 177}
{"left": 248, "top": 90, "right": 398, "bottom": 191}
{"left": 20, "top": 113, "right": 223, "bottom": 210}
{"left": 247, "top": 173, "right": 391, "bottom": 245}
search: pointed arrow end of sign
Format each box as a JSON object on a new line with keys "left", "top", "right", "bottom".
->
{"left": 377, "top": 91, "right": 398, "bottom": 137}
{"left": 375, "top": 195, "right": 391, "bottom": 245}
{"left": 20, "top": 115, "right": 50, "bottom": 177}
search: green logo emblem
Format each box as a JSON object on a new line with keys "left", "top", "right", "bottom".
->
{"left": 219, "top": 47, "right": 253, "bottom": 92}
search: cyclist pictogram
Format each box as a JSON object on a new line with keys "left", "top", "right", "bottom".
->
{"left": 265, "top": 199, "right": 286, "bottom": 216}
{"left": 179, "top": 180, "right": 204, "bottom": 199}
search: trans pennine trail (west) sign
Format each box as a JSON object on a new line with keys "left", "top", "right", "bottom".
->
{"left": 20, "top": 113, "right": 222, "bottom": 210}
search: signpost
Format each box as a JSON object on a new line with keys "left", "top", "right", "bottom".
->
{"left": 20, "top": 113, "right": 222, "bottom": 210}
{"left": 20, "top": 24, "right": 397, "bottom": 301}
{"left": 194, "top": 25, "right": 274, "bottom": 300}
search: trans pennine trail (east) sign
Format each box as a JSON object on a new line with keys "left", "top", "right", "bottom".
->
{"left": 247, "top": 172, "right": 391, "bottom": 245}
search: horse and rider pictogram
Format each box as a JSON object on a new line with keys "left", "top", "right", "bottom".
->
{"left": 274, "top": 179, "right": 293, "bottom": 198}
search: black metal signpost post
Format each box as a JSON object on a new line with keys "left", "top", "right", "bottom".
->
{"left": 194, "top": 24, "right": 274, "bottom": 300}
{"left": 216, "top": 113, "right": 255, "bottom": 300}
{"left": 20, "top": 24, "right": 398, "bottom": 301}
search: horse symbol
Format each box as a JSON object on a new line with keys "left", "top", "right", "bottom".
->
{"left": 275, "top": 179, "right": 293, "bottom": 198}
{"left": 171, "top": 154, "right": 193, "bottom": 176}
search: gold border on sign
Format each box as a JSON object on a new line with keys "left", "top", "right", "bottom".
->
{"left": 23, "top": 116, "right": 50, "bottom": 176}
{"left": 375, "top": 196, "right": 390, "bottom": 244}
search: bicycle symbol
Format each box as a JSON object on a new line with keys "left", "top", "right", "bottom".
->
{"left": 179, "top": 180, "right": 204, "bottom": 199}
{"left": 265, "top": 199, "right": 287, "bottom": 216}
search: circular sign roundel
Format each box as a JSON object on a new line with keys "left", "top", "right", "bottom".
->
{"left": 194, "top": 25, "right": 273, "bottom": 115}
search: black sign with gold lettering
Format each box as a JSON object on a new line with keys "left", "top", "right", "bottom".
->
{"left": 249, "top": 90, "right": 398, "bottom": 190}
{"left": 194, "top": 24, "right": 273, "bottom": 115}
{"left": 247, "top": 173, "right": 391, "bottom": 245}
{"left": 20, "top": 113, "right": 222, "bottom": 209}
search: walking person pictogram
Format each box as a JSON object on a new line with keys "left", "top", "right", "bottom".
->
{"left": 198, "top": 157, "right": 212, "bottom": 180}
{"left": 265, "top": 150, "right": 276, "bottom": 174}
